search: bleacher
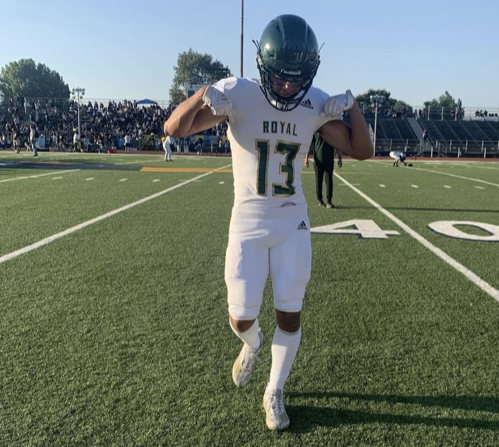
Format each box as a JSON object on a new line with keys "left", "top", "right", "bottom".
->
{"left": 0, "top": 96, "right": 232, "bottom": 153}
{"left": 364, "top": 117, "right": 419, "bottom": 155}
{"left": 352, "top": 104, "right": 499, "bottom": 158}
{"left": 2, "top": 97, "right": 499, "bottom": 158}
{"left": 472, "top": 120, "right": 499, "bottom": 140}
{"left": 419, "top": 118, "right": 499, "bottom": 157}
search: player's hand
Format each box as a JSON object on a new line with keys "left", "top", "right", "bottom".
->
{"left": 202, "top": 85, "right": 231, "bottom": 116}
{"left": 304, "top": 159, "right": 309, "bottom": 168}
{"left": 321, "top": 90, "right": 355, "bottom": 119}
{"left": 337, "top": 158, "right": 343, "bottom": 169}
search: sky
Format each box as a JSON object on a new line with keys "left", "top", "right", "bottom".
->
{"left": 0, "top": 0, "right": 498, "bottom": 109}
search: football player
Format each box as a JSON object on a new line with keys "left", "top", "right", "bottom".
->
{"left": 163, "top": 134, "right": 173, "bottom": 162}
{"left": 389, "top": 150, "right": 407, "bottom": 167}
{"left": 163, "top": 14, "right": 373, "bottom": 431}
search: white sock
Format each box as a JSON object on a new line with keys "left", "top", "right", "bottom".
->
{"left": 267, "top": 326, "right": 301, "bottom": 391}
{"left": 229, "top": 318, "right": 261, "bottom": 350}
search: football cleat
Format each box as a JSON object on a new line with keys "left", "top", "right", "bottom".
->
{"left": 263, "top": 388, "right": 290, "bottom": 431}
{"left": 232, "top": 330, "right": 263, "bottom": 387}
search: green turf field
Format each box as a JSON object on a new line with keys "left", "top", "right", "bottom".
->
{"left": 1, "top": 151, "right": 498, "bottom": 446}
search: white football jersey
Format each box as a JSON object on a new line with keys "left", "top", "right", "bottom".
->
{"left": 389, "top": 150, "right": 404, "bottom": 159}
{"left": 164, "top": 136, "right": 173, "bottom": 148}
{"left": 213, "top": 77, "right": 333, "bottom": 210}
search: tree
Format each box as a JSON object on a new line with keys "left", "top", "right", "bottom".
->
{"left": 355, "top": 89, "right": 412, "bottom": 116}
{"left": 0, "top": 59, "right": 70, "bottom": 102}
{"left": 424, "top": 91, "right": 460, "bottom": 109}
{"left": 169, "top": 49, "right": 231, "bottom": 104}
{"left": 423, "top": 91, "right": 462, "bottom": 119}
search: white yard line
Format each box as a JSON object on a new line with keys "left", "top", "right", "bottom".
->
{"left": 411, "top": 167, "right": 499, "bottom": 188}
{"left": 117, "top": 159, "right": 165, "bottom": 166}
{"left": 0, "top": 165, "right": 232, "bottom": 265}
{"left": 470, "top": 165, "right": 499, "bottom": 171}
{"left": 0, "top": 169, "right": 80, "bottom": 183}
{"left": 334, "top": 172, "right": 499, "bottom": 304}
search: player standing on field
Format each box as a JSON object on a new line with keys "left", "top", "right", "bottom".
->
{"left": 124, "top": 133, "right": 132, "bottom": 154}
{"left": 30, "top": 123, "right": 38, "bottom": 157}
{"left": 305, "top": 132, "right": 343, "bottom": 208}
{"left": 163, "top": 134, "right": 173, "bottom": 162}
{"left": 163, "top": 14, "right": 373, "bottom": 431}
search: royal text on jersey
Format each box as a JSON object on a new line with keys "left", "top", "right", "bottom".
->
{"left": 262, "top": 121, "right": 298, "bottom": 136}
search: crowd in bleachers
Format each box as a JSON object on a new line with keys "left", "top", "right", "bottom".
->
{"left": 475, "top": 109, "right": 498, "bottom": 118}
{"left": 1, "top": 96, "right": 496, "bottom": 158}
{"left": 0, "top": 96, "right": 229, "bottom": 152}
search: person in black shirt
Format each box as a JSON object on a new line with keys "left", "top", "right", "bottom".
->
{"left": 305, "top": 132, "right": 342, "bottom": 208}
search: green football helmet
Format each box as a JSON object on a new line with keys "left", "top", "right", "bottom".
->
{"left": 254, "top": 14, "right": 321, "bottom": 112}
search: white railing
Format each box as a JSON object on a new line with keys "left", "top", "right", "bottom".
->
{"left": 373, "top": 138, "right": 499, "bottom": 158}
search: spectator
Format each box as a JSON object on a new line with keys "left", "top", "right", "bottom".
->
{"left": 305, "top": 132, "right": 342, "bottom": 208}
{"left": 195, "top": 139, "right": 203, "bottom": 155}
{"left": 12, "top": 125, "right": 21, "bottom": 154}
{"left": 29, "top": 123, "right": 38, "bottom": 156}
{"left": 73, "top": 131, "right": 80, "bottom": 152}
{"left": 124, "top": 133, "right": 132, "bottom": 153}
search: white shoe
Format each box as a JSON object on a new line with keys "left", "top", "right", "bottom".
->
{"left": 232, "top": 330, "right": 262, "bottom": 387}
{"left": 263, "top": 388, "right": 290, "bottom": 431}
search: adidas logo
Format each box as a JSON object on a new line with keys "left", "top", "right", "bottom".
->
{"left": 297, "top": 221, "right": 308, "bottom": 230}
{"left": 300, "top": 99, "right": 313, "bottom": 110}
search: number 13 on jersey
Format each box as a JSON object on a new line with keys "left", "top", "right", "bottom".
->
{"left": 256, "top": 140, "right": 301, "bottom": 197}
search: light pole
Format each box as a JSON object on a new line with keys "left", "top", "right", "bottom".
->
{"left": 370, "top": 94, "right": 384, "bottom": 156}
{"left": 72, "top": 87, "right": 85, "bottom": 138}
{"left": 240, "top": 0, "right": 244, "bottom": 77}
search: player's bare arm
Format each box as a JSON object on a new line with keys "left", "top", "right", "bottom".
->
{"left": 319, "top": 102, "right": 373, "bottom": 160}
{"left": 163, "top": 86, "right": 228, "bottom": 138}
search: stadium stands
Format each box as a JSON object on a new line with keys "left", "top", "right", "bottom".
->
{"left": 418, "top": 118, "right": 499, "bottom": 157}
{"left": 361, "top": 108, "right": 498, "bottom": 158}
{"left": 0, "top": 96, "right": 230, "bottom": 153}
{"left": 363, "top": 117, "right": 420, "bottom": 155}
{"left": 1, "top": 97, "right": 497, "bottom": 157}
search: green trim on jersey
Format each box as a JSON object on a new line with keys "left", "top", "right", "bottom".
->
{"left": 273, "top": 141, "right": 300, "bottom": 196}
{"left": 255, "top": 140, "right": 301, "bottom": 197}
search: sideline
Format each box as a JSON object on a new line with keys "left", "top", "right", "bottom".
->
{"left": 410, "top": 167, "right": 499, "bottom": 187}
{"left": 0, "top": 169, "right": 80, "bottom": 183}
{"left": 0, "top": 165, "right": 232, "bottom": 265}
{"left": 334, "top": 171, "right": 499, "bottom": 304}
{"left": 469, "top": 165, "right": 499, "bottom": 171}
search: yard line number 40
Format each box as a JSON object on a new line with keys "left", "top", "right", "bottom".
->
{"left": 312, "top": 220, "right": 499, "bottom": 242}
